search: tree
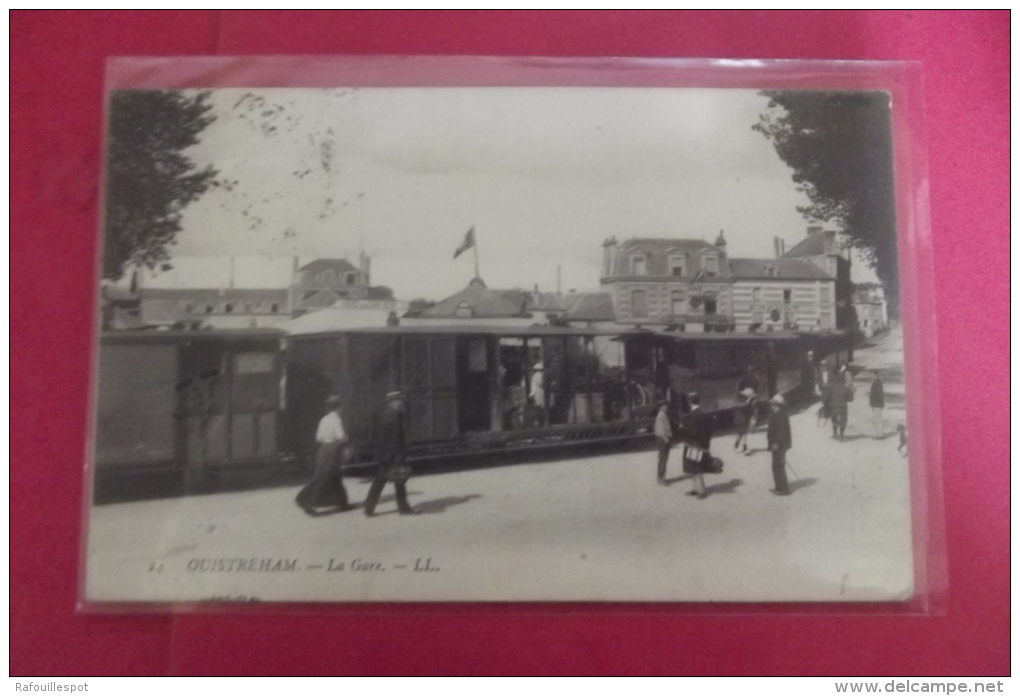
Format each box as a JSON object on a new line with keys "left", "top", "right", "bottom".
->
{"left": 103, "top": 90, "right": 218, "bottom": 280}
{"left": 753, "top": 91, "right": 899, "bottom": 310}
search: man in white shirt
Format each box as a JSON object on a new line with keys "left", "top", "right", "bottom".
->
{"left": 295, "top": 394, "right": 351, "bottom": 515}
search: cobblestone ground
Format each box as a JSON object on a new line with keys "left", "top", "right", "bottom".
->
{"left": 86, "top": 328, "right": 913, "bottom": 604}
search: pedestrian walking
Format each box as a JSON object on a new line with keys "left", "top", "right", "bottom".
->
{"left": 734, "top": 387, "right": 757, "bottom": 455}
{"left": 364, "top": 391, "right": 418, "bottom": 517}
{"left": 766, "top": 394, "right": 793, "bottom": 496}
{"left": 869, "top": 372, "right": 885, "bottom": 437}
{"left": 824, "top": 370, "right": 855, "bottom": 441}
{"left": 654, "top": 401, "right": 673, "bottom": 484}
{"left": 295, "top": 394, "right": 351, "bottom": 515}
{"left": 682, "top": 393, "right": 713, "bottom": 500}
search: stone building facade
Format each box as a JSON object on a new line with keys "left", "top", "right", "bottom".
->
{"left": 600, "top": 230, "right": 841, "bottom": 333}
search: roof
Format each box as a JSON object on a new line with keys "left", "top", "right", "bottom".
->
{"left": 288, "top": 323, "right": 823, "bottom": 343}
{"left": 105, "top": 306, "right": 148, "bottom": 330}
{"left": 290, "top": 324, "right": 635, "bottom": 339}
{"left": 282, "top": 307, "right": 398, "bottom": 335}
{"left": 101, "top": 328, "right": 284, "bottom": 345}
{"left": 139, "top": 299, "right": 186, "bottom": 325}
{"left": 728, "top": 258, "right": 832, "bottom": 280}
{"left": 298, "top": 258, "right": 359, "bottom": 274}
{"left": 617, "top": 238, "right": 716, "bottom": 253}
{"left": 141, "top": 288, "right": 290, "bottom": 303}
{"left": 421, "top": 278, "right": 533, "bottom": 318}
{"left": 784, "top": 232, "right": 830, "bottom": 258}
{"left": 296, "top": 289, "right": 341, "bottom": 309}
{"left": 561, "top": 292, "right": 616, "bottom": 322}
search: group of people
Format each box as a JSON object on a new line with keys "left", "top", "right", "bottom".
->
{"left": 655, "top": 389, "right": 794, "bottom": 498}
{"left": 295, "top": 390, "right": 419, "bottom": 518}
{"left": 817, "top": 360, "right": 886, "bottom": 441}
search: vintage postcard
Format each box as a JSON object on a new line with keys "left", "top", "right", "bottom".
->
{"left": 85, "top": 64, "right": 918, "bottom": 604}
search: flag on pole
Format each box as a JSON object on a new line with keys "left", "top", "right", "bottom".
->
{"left": 453, "top": 226, "right": 476, "bottom": 259}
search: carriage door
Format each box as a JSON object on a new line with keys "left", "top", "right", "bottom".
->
{"left": 402, "top": 336, "right": 458, "bottom": 443}
{"left": 229, "top": 347, "right": 279, "bottom": 464}
{"left": 457, "top": 337, "right": 492, "bottom": 432}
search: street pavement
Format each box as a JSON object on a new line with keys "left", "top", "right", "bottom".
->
{"left": 85, "top": 328, "right": 914, "bottom": 604}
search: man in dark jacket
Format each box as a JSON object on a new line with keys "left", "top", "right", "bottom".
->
{"left": 364, "top": 391, "right": 417, "bottom": 517}
{"left": 869, "top": 372, "right": 885, "bottom": 437}
{"left": 766, "top": 394, "right": 792, "bottom": 496}
{"left": 824, "top": 369, "right": 855, "bottom": 441}
{"left": 682, "top": 393, "right": 713, "bottom": 499}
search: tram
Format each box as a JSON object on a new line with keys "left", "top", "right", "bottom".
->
{"left": 283, "top": 324, "right": 851, "bottom": 464}
{"left": 91, "top": 323, "right": 852, "bottom": 493}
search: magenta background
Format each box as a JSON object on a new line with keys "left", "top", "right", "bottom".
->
{"left": 10, "top": 11, "right": 1009, "bottom": 675}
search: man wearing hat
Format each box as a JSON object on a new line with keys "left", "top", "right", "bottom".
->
{"left": 364, "top": 391, "right": 417, "bottom": 516}
{"left": 295, "top": 394, "right": 351, "bottom": 515}
{"left": 734, "top": 386, "right": 758, "bottom": 455}
{"left": 766, "top": 394, "right": 793, "bottom": 496}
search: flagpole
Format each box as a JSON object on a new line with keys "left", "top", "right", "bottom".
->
{"left": 473, "top": 227, "right": 480, "bottom": 279}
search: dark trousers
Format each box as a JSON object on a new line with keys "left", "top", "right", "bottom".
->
{"left": 656, "top": 439, "right": 671, "bottom": 480}
{"left": 296, "top": 441, "right": 349, "bottom": 511}
{"left": 364, "top": 459, "right": 412, "bottom": 515}
{"left": 771, "top": 448, "right": 790, "bottom": 494}
{"left": 832, "top": 409, "right": 848, "bottom": 438}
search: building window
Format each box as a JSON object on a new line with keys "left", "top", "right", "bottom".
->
{"left": 631, "top": 289, "right": 648, "bottom": 318}
{"left": 631, "top": 255, "right": 647, "bottom": 276}
{"left": 669, "top": 255, "right": 685, "bottom": 277}
{"left": 205, "top": 305, "right": 214, "bottom": 314}
{"left": 820, "top": 285, "right": 831, "bottom": 301}
{"left": 224, "top": 302, "right": 234, "bottom": 313}
{"left": 765, "top": 265, "right": 777, "bottom": 278}
{"left": 752, "top": 287, "right": 762, "bottom": 304}
{"left": 704, "top": 297, "right": 718, "bottom": 315}
{"left": 270, "top": 303, "right": 280, "bottom": 313}
{"left": 670, "top": 290, "right": 685, "bottom": 316}
{"left": 783, "top": 288, "right": 792, "bottom": 303}
{"left": 455, "top": 302, "right": 472, "bottom": 318}
{"left": 704, "top": 255, "right": 719, "bottom": 277}
{"left": 346, "top": 272, "right": 356, "bottom": 286}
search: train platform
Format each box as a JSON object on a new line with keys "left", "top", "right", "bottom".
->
{"left": 85, "top": 328, "right": 912, "bottom": 604}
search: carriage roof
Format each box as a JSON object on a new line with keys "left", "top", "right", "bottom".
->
{"left": 284, "top": 323, "right": 823, "bottom": 343}
{"left": 100, "top": 328, "right": 284, "bottom": 345}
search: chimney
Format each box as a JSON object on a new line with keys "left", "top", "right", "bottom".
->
{"left": 602, "top": 236, "right": 618, "bottom": 279}
{"left": 773, "top": 236, "right": 782, "bottom": 259}
{"left": 228, "top": 257, "right": 235, "bottom": 289}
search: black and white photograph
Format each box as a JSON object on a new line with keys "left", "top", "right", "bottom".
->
{"left": 86, "top": 77, "right": 914, "bottom": 603}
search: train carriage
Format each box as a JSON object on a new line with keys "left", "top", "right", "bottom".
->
{"left": 93, "top": 329, "right": 286, "bottom": 492}
{"left": 283, "top": 324, "right": 852, "bottom": 464}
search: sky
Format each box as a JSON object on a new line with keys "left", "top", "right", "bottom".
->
{"left": 141, "top": 87, "right": 878, "bottom": 299}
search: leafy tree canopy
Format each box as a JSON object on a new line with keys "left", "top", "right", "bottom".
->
{"left": 103, "top": 90, "right": 218, "bottom": 280}
{"left": 754, "top": 91, "right": 898, "bottom": 304}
